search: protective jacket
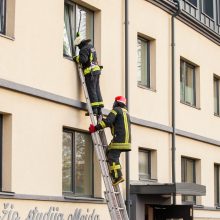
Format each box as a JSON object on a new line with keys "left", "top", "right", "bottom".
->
{"left": 76, "top": 43, "right": 101, "bottom": 76}
{"left": 95, "top": 106, "right": 131, "bottom": 151}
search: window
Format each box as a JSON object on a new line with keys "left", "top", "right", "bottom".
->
{"left": 180, "top": 60, "right": 197, "bottom": 107}
{"left": 181, "top": 157, "right": 196, "bottom": 204}
{"left": 218, "top": 0, "right": 220, "bottom": 24}
{"left": 202, "top": 0, "right": 214, "bottom": 18}
{"left": 214, "top": 77, "right": 220, "bottom": 116}
{"left": 0, "top": 115, "right": 2, "bottom": 190}
{"left": 214, "top": 164, "right": 220, "bottom": 206}
{"left": 139, "top": 149, "right": 151, "bottom": 180}
{"left": 63, "top": 2, "right": 94, "bottom": 57}
{"left": 187, "top": 0, "right": 197, "bottom": 7}
{"left": 62, "top": 129, "right": 93, "bottom": 197}
{"left": 137, "top": 36, "right": 150, "bottom": 88}
{"left": 0, "top": 0, "right": 6, "bottom": 34}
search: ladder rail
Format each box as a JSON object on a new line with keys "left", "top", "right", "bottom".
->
{"left": 76, "top": 64, "right": 129, "bottom": 220}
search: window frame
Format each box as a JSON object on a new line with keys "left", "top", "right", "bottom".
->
{"left": 180, "top": 59, "right": 197, "bottom": 107}
{"left": 137, "top": 36, "right": 151, "bottom": 89}
{"left": 0, "top": 0, "right": 6, "bottom": 34}
{"left": 181, "top": 157, "right": 196, "bottom": 204}
{"left": 138, "top": 148, "right": 151, "bottom": 180}
{"left": 63, "top": 1, "right": 94, "bottom": 58}
{"left": 62, "top": 128, "right": 94, "bottom": 197}
{"left": 214, "top": 76, "right": 220, "bottom": 116}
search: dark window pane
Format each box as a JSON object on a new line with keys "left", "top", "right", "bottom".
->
{"left": 214, "top": 165, "right": 220, "bottom": 206}
{"left": 203, "top": 0, "right": 214, "bottom": 18}
{"left": 0, "top": 0, "right": 6, "bottom": 34}
{"left": 188, "top": 0, "right": 197, "bottom": 7}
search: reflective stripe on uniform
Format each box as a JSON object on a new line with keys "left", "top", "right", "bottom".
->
{"left": 83, "top": 65, "right": 100, "bottom": 75}
{"left": 99, "top": 121, "right": 106, "bottom": 128}
{"left": 76, "top": 56, "right": 80, "bottom": 63}
{"left": 110, "top": 162, "right": 121, "bottom": 179}
{"left": 109, "top": 142, "right": 131, "bottom": 151}
{"left": 91, "top": 101, "right": 104, "bottom": 107}
{"left": 122, "top": 108, "right": 129, "bottom": 143}
{"left": 111, "top": 110, "right": 117, "bottom": 116}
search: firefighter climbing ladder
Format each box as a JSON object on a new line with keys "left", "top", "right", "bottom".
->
{"left": 76, "top": 64, "right": 129, "bottom": 220}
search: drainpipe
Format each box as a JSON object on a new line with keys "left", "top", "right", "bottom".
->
{"left": 171, "top": 0, "right": 181, "bottom": 205}
{"left": 125, "top": 0, "right": 130, "bottom": 217}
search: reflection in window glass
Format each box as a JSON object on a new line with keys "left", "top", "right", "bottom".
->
{"left": 180, "top": 60, "right": 196, "bottom": 106}
{"left": 181, "top": 157, "right": 196, "bottom": 204}
{"left": 62, "top": 130, "right": 93, "bottom": 197}
{"left": 137, "top": 37, "right": 150, "bottom": 88}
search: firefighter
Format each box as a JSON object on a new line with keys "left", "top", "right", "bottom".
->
{"left": 89, "top": 96, "right": 131, "bottom": 186}
{"left": 73, "top": 34, "right": 104, "bottom": 116}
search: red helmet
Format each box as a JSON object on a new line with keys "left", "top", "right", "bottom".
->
{"left": 115, "top": 96, "right": 126, "bottom": 105}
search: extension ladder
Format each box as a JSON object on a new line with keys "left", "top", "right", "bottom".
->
{"left": 76, "top": 64, "right": 129, "bottom": 220}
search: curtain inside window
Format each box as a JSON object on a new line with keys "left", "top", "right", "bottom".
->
{"left": 63, "top": 4, "right": 75, "bottom": 57}
{"left": 139, "top": 150, "right": 150, "bottom": 179}
{"left": 76, "top": 6, "right": 94, "bottom": 45}
{"left": 185, "top": 65, "right": 195, "bottom": 105}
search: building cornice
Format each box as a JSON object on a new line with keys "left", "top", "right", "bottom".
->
{"left": 147, "top": 0, "right": 220, "bottom": 46}
{"left": 0, "top": 78, "right": 220, "bottom": 147}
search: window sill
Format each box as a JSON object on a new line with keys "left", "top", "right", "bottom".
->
{"left": 63, "top": 55, "right": 73, "bottom": 61}
{"left": 64, "top": 196, "right": 105, "bottom": 203}
{"left": 137, "top": 84, "right": 156, "bottom": 92}
{"left": 214, "top": 113, "right": 220, "bottom": 118}
{"left": 180, "top": 101, "right": 201, "bottom": 110}
{"left": 0, "top": 33, "right": 15, "bottom": 41}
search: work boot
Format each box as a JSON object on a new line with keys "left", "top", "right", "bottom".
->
{"left": 112, "top": 176, "right": 125, "bottom": 186}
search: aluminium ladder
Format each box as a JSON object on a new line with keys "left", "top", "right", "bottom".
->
{"left": 76, "top": 64, "right": 129, "bottom": 220}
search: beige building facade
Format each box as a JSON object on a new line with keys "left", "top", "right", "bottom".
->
{"left": 0, "top": 0, "right": 220, "bottom": 219}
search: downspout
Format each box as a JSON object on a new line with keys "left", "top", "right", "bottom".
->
{"left": 171, "top": 0, "right": 181, "bottom": 205}
{"left": 125, "top": 0, "right": 130, "bottom": 217}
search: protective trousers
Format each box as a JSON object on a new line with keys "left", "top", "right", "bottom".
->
{"left": 107, "top": 149, "right": 122, "bottom": 180}
{"left": 85, "top": 74, "right": 104, "bottom": 114}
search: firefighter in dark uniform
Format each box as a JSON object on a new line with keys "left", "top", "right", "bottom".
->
{"left": 89, "top": 96, "right": 131, "bottom": 186}
{"left": 73, "top": 35, "right": 104, "bottom": 116}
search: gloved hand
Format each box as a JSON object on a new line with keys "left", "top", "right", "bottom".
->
{"left": 89, "top": 124, "right": 96, "bottom": 133}
{"left": 73, "top": 55, "right": 79, "bottom": 63}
